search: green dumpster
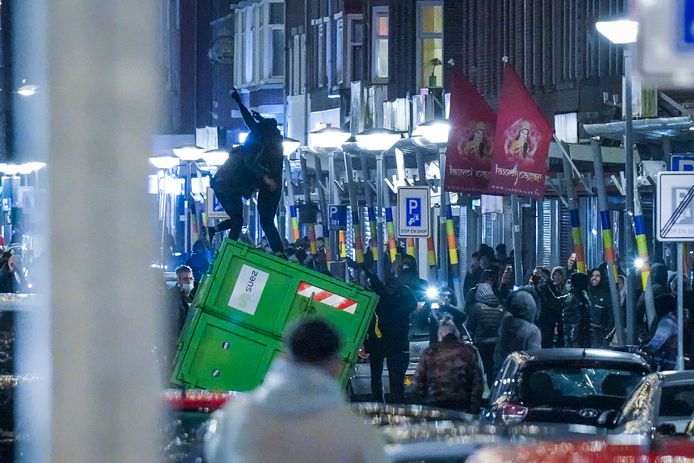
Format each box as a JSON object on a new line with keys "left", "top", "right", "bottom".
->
{"left": 172, "top": 240, "right": 378, "bottom": 391}
{"left": 193, "top": 240, "right": 378, "bottom": 357}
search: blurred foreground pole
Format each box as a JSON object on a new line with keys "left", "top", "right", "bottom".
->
{"left": 48, "top": 1, "right": 160, "bottom": 462}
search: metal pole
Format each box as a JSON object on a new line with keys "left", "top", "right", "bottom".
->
{"left": 624, "top": 47, "right": 636, "bottom": 346}
{"left": 591, "top": 139, "right": 626, "bottom": 347}
{"left": 328, "top": 150, "right": 339, "bottom": 259}
{"left": 439, "top": 146, "right": 449, "bottom": 285}
{"left": 511, "top": 196, "right": 523, "bottom": 286}
{"left": 376, "top": 152, "right": 385, "bottom": 279}
{"left": 677, "top": 242, "right": 685, "bottom": 371}
{"left": 562, "top": 149, "right": 587, "bottom": 273}
{"left": 313, "top": 154, "right": 328, "bottom": 238}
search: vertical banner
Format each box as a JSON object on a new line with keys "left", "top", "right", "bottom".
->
{"left": 352, "top": 209, "right": 364, "bottom": 263}
{"left": 444, "top": 67, "right": 497, "bottom": 194}
{"left": 406, "top": 238, "right": 416, "bottom": 257}
{"left": 489, "top": 64, "right": 552, "bottom": 198}
{"left": 569, "top": 210, "right": 587, "bottom": 273}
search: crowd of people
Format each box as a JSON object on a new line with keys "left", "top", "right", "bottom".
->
{"left": 162, "top": 232, "right": 691, "bottom": 417}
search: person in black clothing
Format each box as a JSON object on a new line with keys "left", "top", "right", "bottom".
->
{"left": 186, "top": 239, "right": 211, "bottom": 284}
{"left": 207, "top": 88, "right": 284, "bottom": 254}
{"left": 588, "top": 267, "right": 614, "bottom": 347}
{"left": 165, "top": 265, "right": 195, "bottom": 371}
{"left": 356, "top": 260, "right": 417, "bottom": 404}
{"left": 0, "top": 254, "right": 25, "bottom": 294}
{"left": 463, "top": 251, "right": 482, "bottom": 297}
{"left": 636, "top": 262, "right": 670, "bottom": 342}
{"left": 465, "top": 282, "right": 504, "bottom": 387}
{"left": 563, "top": 272, "right": 591, "bottom": 348}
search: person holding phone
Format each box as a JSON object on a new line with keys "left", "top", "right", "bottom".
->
{"left": 207, "top": 87, "right": 285, "bottom": 254}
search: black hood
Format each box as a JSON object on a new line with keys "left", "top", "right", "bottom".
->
{"left": 507, "top": 290, "right": 537, "bottom": 323}
{"left": 570, "top": 272, "right": 589, "bottom": 292}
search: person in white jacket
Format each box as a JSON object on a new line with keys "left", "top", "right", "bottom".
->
{"left": 204, "top": 319, "right": 387, "bottom": 463}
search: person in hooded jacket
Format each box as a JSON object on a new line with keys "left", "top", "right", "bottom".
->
{"left": 358, "top": 259, "right": 417, "bottom": 404}
{"left": 636, "top": 262, "right": 670, "bottom": 342}
{"left": 644, "top": 293, "right": 678, "bottom": 371}
{"left": 492, "top": 289, "right": 541, "bottom": 378}
{"left": 563, "top": 272, "right": 592, "bottom": 348}
{"left": 205, "top": 319, "right": 387, "bottom": 463}
{"left": 465, "top": 282, "right": 504, "bottom": 387}
{"left": 207, "top": 88, "right": 285, "bottom": 254}
{"left": 588, "top": 267, "right": 614, "bottom": 347}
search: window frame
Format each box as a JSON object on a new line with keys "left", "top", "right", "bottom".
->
{"left": 371, "top": 5, "right": 389, "bottom": 84}
{"left": 345, "top": 14, "right": 365, "bottom": 84}
{"left": 416, "top": 1, "right": 443, "bottom": 89}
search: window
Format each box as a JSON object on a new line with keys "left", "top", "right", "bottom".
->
{"left": 346, "top": 14, "right": 365, "bottom": 83}
{"left": 335, "top": 14, "right": 344, "bottom": 85}
{"left": 417, "top": 2, "right": 443, "bottom": 89}
{"left": 233, "top": 0, "right": 285, "bottom": 88}
{"left": 371, "top": 6, "right": 389, "bottom": 83}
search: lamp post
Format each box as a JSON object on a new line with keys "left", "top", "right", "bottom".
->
{"left": 149, "top": 154, "right": 180, "bottom": 267}
{"left": 173, "top": 145, "right": 205, "bottom": 256}
{"left": 356, "top": 128, "right": 402, "bottom": 278}
{"left": 597, "top": 18, "right": 638, "bottom": 346}
{"left": 413, "top": 120, "right": 454, "bottom": 294}
{"left": 309, "top": 127, "right": 352, "bottom": 262}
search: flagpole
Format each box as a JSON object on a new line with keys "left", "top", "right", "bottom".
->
{"left": 511, "top": 195, "right": 523, "bottom": 287}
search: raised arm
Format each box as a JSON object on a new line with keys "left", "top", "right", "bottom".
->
{"left": 231, "top": 88, "right": 259, "bottom": 132}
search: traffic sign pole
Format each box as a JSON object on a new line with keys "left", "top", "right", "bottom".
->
{"left": 678, "top": 242, "right": 685, "bottom": 371}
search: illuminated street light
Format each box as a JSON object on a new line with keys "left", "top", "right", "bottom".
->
{"left": 596, "top": 19, "right": 638, "bottom": 44}
{"left": 282, "top": 137, "right": 301, "bottom": 156}
{"left": 412, "top": 119, "right": 451, "bottom": 145}
{"left": 201, "top": 149, "right": 229, "bottom": 166}
{"left": 149, "top": 154, "right": 180, "bottom": 170}
{"left": 308, "top": 127, "right": 351, "bottom": 152}
{"left": 173, "top": 145, "right": 205, "bottom": 161}
{"left": 355, "top": 128, "right": 401, "bottom": 152}
{"left": 17, "top": 84, "right": 39, "bottom": 97}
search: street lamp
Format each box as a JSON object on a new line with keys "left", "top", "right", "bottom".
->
{"left": 201, "top": 149, "right": 228, "bottom": 167}
{"left": 355, "top": 128, "right": 402, "bottom": 278}
{"left": 596, "top": 19, "right": 638, "bottom": 45}
{"left": 282, "top": 137, "right": 302, "bottom": 157}
{"left": 412, "top": 119, "right": 451, "bottom": 145}
{"left": 174, "top": 145, "right": 206, "bottom": 255}
{"left": 597, "top": 18, "right": 638, "bottom": 346}
{"left": 308, "top": 127, "right": 352, "bottom": 153}
{"left": 149, "top": 154, "right": 180, "bottom": 170}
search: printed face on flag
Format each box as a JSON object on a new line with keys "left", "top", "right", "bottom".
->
{"left": 489, "top": 65, "right": 552, "bottom": 199}
{"left": 444, "top": 68, "right": 497, "bottom": 195}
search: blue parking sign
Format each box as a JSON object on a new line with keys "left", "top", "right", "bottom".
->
{"left": 328, "top": 204, "right": 347, "bottom": 229}
{"left": 397, "top": 186, "right": 430, "bottom": 237}
{"left": 685, "top": 0, "right": 694, "bottom": 44}
{"left": 406, "top": 198, "right": 421, "bottom": 226}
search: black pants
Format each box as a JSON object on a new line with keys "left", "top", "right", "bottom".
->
{"left": 369, "top": 350, "right": 409, "bottom": 404}
{"left": 212, "top": 179, "right": 283, "bottom": 253}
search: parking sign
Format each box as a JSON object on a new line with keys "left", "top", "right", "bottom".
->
{"left": 656, "top": 172, "right": 694, "bottom": 241}
{"left": 671, "top": 155, "right": 694, "bottom": 171}
{"left": 328, "top": 204, "right": 347, "bottom": 230}
{"left": 206, "top": 187, "right": 229, "bottom": 219}
{"left": 397, "top": 187, "right": 430, "bottom": 237}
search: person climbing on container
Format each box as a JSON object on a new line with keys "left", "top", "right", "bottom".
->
{"left": 207, "top": 87, "right": 284, "bottom": 254}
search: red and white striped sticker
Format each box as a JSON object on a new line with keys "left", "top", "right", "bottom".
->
{"left": 296, "top": 281, "right": 357, "bottom": 314}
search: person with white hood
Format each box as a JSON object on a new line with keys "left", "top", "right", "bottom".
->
{"left": 205, "top": 319, "right": 387, "bottom": 463}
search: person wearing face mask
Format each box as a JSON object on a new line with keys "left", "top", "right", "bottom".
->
{"left": 165, "top": 265, "right": 195, "bottom": 372}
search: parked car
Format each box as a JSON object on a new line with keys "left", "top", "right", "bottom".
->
{"left": 482, "top": 348, "right": 651, "bottom": 427}
{"left": 602, "top": 370, "right": 694, "bottom": 435}
{"left": 467, "top": 437, "right": 694, "bottom": 463}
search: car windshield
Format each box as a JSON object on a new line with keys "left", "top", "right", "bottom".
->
{"left": 659, "top": 384, "right": 694, "bottom": 417}
{"left": 521, "top": 365, "right": 645, "bottom": 408}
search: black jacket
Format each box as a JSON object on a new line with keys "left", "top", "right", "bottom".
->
{"left": 365, "top": 275, "right": 417, "bottom": 354}
{"left": 563, "top": 289, "right": 592, "bottom": 348}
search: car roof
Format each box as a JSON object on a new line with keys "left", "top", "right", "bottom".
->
{"left": 518, "top": 348, "right": 650, "bottom": 368}
{"left": 656, "top": 370, "right": 694, "bottom": 383}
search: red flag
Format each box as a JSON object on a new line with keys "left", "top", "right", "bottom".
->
{"left": 488, "top": 65, "right": 552, "bottom": 199}
{"left": 444, "top": 67, "right": 497, "bottom": 194}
